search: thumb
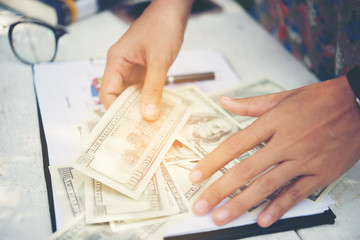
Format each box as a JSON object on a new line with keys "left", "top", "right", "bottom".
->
{"left": 141, "top": 61, "right": 168, "bottom": 121}
{"left": 99, "top": 58, "right": 126, "bottom": 109}
{"left": 220, "top": 90, "right": 294, "bottom": 117}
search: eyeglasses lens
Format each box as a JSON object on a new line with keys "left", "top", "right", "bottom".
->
{"left": 11, "top": 22, "right": 56, "bottom": 64}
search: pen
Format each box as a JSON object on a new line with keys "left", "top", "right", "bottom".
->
{"left": 165, "top": 72, "right": 215, "bottom": 85}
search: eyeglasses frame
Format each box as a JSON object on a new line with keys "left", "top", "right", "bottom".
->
{"left": 8, "top": 19, "right": 67, "bottom": 65}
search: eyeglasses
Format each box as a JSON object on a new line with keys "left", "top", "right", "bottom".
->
{"left": 8, "top": 19, "right": 67, "bottom": 65}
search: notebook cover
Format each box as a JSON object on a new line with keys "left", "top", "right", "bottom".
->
{"left": 165, "top": 209, "right": 336, "bottom": 240}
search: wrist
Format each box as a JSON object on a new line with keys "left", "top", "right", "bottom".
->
{"left": 147, "top": 0, "right": 193, "bottom": 31}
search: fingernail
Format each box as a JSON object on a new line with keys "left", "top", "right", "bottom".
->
{"left": 190, "top": 170, "right": 202, "bottom": 182}
{"left": 221, "top": 95, "right": 232, "bottom": 101}
{"left": 144, "top": 104, "right": 157, "bottom": 119}
{"left": 194, "top": 199, "right": 208, "bottom": 215}
{"left": 214, "top": 209, "right": 230, "bottom": 223}
{"left": 259, "top": 213, "right": 272, "bottom": 227}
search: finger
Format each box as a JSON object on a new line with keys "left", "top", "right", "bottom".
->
{"left": 257, "top": 175, "right": 323, "bottom": 228}
{"left": 189, "top": 116, "right": 274, "bottom": 184}
{"left": 191, "top": 141, "right": 283, "bottom": 216}
{"left": 99, "top": 52, "right": 128, "bottom": 109}
{"left": 207, "top": 160, "right": 300, "bottom": 225}
{"left": 220, "top": 90, "right": 294, "bottom": 117}
{"left": 140, "top": 59, "right": 169, "bottom": 121}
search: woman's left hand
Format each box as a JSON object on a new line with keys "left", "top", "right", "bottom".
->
{"left": 190, "top": 75, "right": 360, "bottom": 227}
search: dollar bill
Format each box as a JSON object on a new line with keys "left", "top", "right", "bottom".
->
{"left": 49, "top": 166, "right": 85, "bottom": 223}
{"left": 166, "top": 162, "right": 212, "bottom": 202}
{"left": 47, "top": 214, "right": 166, "bottom": 240}
{"left": 69, "top": 85, "right": 191, "bottom": 199}
{"left": 164, "top": 140, "right": 201, "bottom": 165}
{"left": 208, "top": 79, "right": 287, "bottom": 127}
{"left": 175, "top": 85, "right": 242, "bottom": 157}
{"left": 84, "top": 167, "right": 180, "bottom": 224}
{"left": 248, "top": 177, "right": 340, "bottom": 214}
{"left": 306, "top": 178, "right": 342, "bottom": 203}
{"left": 172, "top": 85, "right": 266, "bottom": 202}
{"left": 110, "top": 163, "right": 190, "bottom": 232}
{"left": 49, "top": 166, "right": 179, "bottom": 233}
{"left": 166, "top": 155, "right": 261, "bottom": 205}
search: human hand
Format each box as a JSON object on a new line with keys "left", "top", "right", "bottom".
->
{"left": 99, "top": 0, "right": 193, "bottom": 121}
{"left": 190, "top": 75, "right": 360, "bottom": 227}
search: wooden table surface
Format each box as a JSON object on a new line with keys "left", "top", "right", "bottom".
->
{"left": 0, "top": 1, "right": 359, "bottom": 239}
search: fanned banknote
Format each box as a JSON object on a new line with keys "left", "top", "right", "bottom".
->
{"left": 208, "top": 79, "right": 287, "bottom": 127}
{"left": 175, "top": 85, "right": 242, "bottom": 157}
{"left": 69, "top": 85, "right": 191, "bottom": 199}
{"left": 110, "top": 163, "right": 190, "bottom": 232}
{"left": 306, "top": 177, "right": 342, "bottom": 203}
{"left": 47, "top": 214, "right": 166, "bottom": 240}
{"left": 167, "top": 162, "right": 212, "bottom": 202}
{"left": 49, "top": 166, "right": 85, "bottom": 223}
{"left": 166, "top": 156, "right": 259, "bottom": 205}
{"left": 84, "top": 167, "right": 180, "bottom": 223}
{"left": 49, "top": 165, "right": 180, "bottom": 238}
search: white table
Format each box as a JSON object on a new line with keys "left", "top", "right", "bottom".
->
{"left": 0, "top": 1, "right": 359, "bottom": 239}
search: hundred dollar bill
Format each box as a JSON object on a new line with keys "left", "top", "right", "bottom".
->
{"left": 167, "top": 162, "right": 212, "bottom": 202}
{"left": 78, "top": 116, "right": 180, "bottom": 224}
{"left": 166, "top": 151, "right": 263, "bottom": 205}
{"left": 49, "top": 166, "right": 85, "bottom": 223}
{"left": 173, "top": 85, "right": 265, "bottom": 200}
{"left": 85, "top": 167, "right": 179, "bottom": 224}
{"left": 110, "top": 163, "right": 190, "bottom": 232}
{"left": 208, "top": 79, "right": 287, "bottom": 127}
{"left": 164, "top": 140, "right": 201, "bottom": 165}
{"left": 175, "top": 85, "right": 242, "bottom": 157}
{"left": 47, "top": 214, "right": 166, "bottom": 240}
{"left": 248, "top": 177, "right": 340, "bottom": 214}
{"left": 69, "top": 85, "right": 191, "bottom": 199}
{"left": 306, "top": 178, "right": 342, "bottom": 203}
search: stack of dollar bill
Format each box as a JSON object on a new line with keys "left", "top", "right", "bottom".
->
{"left": 48, "top": 79, "right": 335, "bottom": 239}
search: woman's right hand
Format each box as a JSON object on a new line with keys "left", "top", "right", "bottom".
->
{"left": 99, "top": 0, "right": 193, "bottom": 121}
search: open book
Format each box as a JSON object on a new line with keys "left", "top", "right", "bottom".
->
{"left": 34, "top": 49, "right": 336, "bottom": 239}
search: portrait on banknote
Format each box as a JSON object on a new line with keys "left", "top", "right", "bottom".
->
{"left": 182, "top": 114, "right": 238, "bottom": 147}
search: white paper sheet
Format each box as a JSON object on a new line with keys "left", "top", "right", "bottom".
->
{"left": 166, "top": 196, "right": 333, "bottom": 237}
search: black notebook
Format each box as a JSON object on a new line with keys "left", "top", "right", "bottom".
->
{"left": 36, "top": 85, "right": 336, "bottom": 239}
{"left": 165, "top": 209, "right": 336, "bottom": 240}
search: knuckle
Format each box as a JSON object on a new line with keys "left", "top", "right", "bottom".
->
{"left": 269, "top": 200, "right": 286, "bottom": 217}
{"left": 107, "top": 44, "right": 119, "bottom": 60}
{"left": 98, "top": 88, "right": 108, "bottom": 102}
{"left": 98, "top": 89, "right": 105, "bottom": 101}
{"left": 222, "top": 135, "right": 243, "bottom": 157}
{"left": 204, "top": 184, "right": 223, "bottom": 203}
{"left": 229, "top": 196, "right": 248, "bottom": 215}
{"left": 142, "top": 87, "right": 163, "bottom": 100}
{"left": 232, "top": 163, "right": 254, "bottom": 183}
{"left": 256, "top": 176, "right": 277, "bottom": 195}
{"left": 284, "top": 186, "right": 302, "bottom": 202}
